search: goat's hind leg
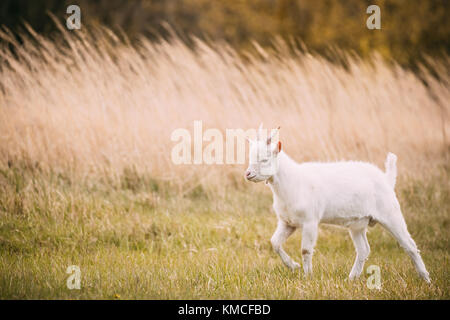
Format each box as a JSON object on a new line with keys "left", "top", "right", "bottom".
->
{"left": 271, "top": 220, "right": 299, "bottom": 270}
{"left": 379, "top": 213, "right": 430, "bottom": 282}
{"left": 348, "top": 227, "right": 370, "bottom": 280}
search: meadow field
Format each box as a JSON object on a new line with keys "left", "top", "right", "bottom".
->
{"left": 0, "top": 25, "right": 449, "bottom": 299}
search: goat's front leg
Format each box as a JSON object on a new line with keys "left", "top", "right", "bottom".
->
{"left": 301, "top": 221, "right": 319, "bottom": 276}
{"left": 271, "top": 220, "right": 299, "bottom": 270}
{"left": 348, "top": 227, "right": 370, "bottom": 280}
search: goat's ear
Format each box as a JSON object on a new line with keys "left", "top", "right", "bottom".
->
{"left": 273, "top": 141, "right": 282, "bottom": 154}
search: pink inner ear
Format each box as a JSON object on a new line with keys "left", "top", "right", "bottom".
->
{"left": 278, "top": 141, "right": 282, "bottom": 152}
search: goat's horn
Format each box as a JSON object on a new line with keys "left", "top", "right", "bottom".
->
{"left": 267, "top": 126, "right": 281, "bottom": 144}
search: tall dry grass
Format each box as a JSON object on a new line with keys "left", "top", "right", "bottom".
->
{"left": 0, "top": 24, "right": 448, "bottom": 190}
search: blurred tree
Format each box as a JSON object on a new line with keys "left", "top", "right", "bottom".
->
{"left": 0, "top": 0, "right": 448, "bottom": 69}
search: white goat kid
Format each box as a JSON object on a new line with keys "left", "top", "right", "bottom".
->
{"left": 245, "top": 125, "right": 430, "bottom": 282}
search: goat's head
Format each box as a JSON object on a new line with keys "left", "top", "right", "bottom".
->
{"left": 245, "top": 123, "right": 282, "bottom": 183}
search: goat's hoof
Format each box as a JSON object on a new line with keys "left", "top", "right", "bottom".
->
{"left": 290, "top": 262, "right": 301, "bottom": 270}
{"left": 348, "top": 274, "right": 360, "bottom": 281}
{"left": 421, "top": 273, "right": 431, "bottom": 283}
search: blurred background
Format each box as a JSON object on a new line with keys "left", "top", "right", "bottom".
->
{"left": 1, "top": 0, "right": 449, "bottom": 69}
{"left": 0, "top": 0, "right": 449, "bottom": 182}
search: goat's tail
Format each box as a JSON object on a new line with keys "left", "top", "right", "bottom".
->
{"left": 385, "top": 152, "right": 397, "bottom": 188}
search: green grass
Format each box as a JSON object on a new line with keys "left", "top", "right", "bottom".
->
{"left": 0, "top": 163, "right": 448, "bottom": 299}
